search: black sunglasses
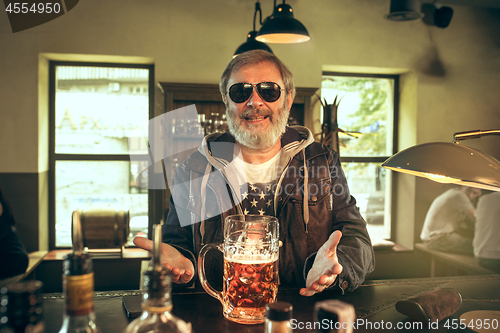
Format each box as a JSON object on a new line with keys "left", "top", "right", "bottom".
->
{"left": 228, "top": 82, "right": 284, "bottom": 103}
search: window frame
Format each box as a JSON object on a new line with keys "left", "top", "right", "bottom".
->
{"left": 48, "top": 61, "right": 156, "bottom": 249}
{"left": 322, "top": 71, "right": 399, "bottom": 240}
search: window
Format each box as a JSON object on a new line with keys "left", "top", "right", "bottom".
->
{"left": 321, "top": 73, "right": 398, "bottom": 240}
{"left": 49, "top": 62, "right": 154, "bottom": 248}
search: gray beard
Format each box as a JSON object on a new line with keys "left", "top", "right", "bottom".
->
{"left": 226, "top": 103, "right": 289, "bottom": 150}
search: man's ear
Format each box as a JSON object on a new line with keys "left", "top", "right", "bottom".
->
{"left": 221, "top": 93, "right": 228, "bottom": 105}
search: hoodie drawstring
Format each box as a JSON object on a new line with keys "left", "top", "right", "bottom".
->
{"left": 200, "top": 162, "right": 211, "bottom": 244}
{"left": 302, "top": 150, "right": 309, "bottom": 232}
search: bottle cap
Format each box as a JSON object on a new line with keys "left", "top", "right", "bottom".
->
{"left": 266, "top": 302, "right": 293, "bottom": 321}
{"left": 63, "top": 252, "right": 93, "bottom": 275}
{"left": 314, "top": 300, "right": 340, "bottom": 323}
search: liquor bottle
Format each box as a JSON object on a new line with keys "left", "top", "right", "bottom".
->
{"left": 314, "top": 299, "right": 355, "bottom": 333}
{"left": 58, "top": 211, "right": 100, "bottom": 333}
{"left": 0, "top": 281, "right": 45, "bottom": 333}
{"left": 265, "top": 302, "right": 293, "bottom": 333}
{"left": 122, "top": 224, "right": 192, "bottom": 333}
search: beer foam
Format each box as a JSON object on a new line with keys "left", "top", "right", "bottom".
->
{"left": 226, "top": 253, "right": 278, "bottom": 264}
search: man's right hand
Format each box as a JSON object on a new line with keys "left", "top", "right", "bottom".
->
{"left": 133, "top": 236, "right": 194, "bottom": 284}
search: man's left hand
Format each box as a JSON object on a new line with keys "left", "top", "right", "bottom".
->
{"left": 300, "top": 230, "right": 343, "bottom": 296}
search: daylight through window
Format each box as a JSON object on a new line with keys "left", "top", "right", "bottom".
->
{"left": 50, "top": 63, "right": 153, "bottom": 248}
{"left": 321, "top": 73, "right": 398, "bottom": 240}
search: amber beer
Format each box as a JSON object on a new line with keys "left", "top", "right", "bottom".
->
{"left": 198, "top": 214, "right": 279, "bottom": 324}
{"left": 223, "top": 256, "right": 278, "bottom": 320}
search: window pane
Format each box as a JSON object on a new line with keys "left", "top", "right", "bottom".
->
{"left": 342, "top": 162, "right": 391, "bottom": 240}
{"left": 55, "top": 66, "right": 149, "bottom": 154}
{"left": 321, "top": 76, "right": 394, "bottom": 157}
{"left": 55, "top": 160, "right": 148, "bottom": 247}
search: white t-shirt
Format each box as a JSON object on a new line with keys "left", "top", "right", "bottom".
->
{"left": 420, "top": 188, "right": 475, "bottom": 241}
{"left": 233, "top": 151, "right": 281, "bottom": 216}
{"left": 473, "top": 192, "right": 500, "bottom": 259}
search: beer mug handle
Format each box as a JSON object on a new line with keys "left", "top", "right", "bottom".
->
{"left": 197, "top": 243, "right": 223, "bottom": 304}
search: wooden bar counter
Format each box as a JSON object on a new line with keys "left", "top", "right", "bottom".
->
{"left": 42, "top": 275, "right": 500, "bottom": 332}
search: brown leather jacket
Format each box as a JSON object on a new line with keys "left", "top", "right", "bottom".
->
{"left": 163, "top": 126, "right": 374, "bottom": 292}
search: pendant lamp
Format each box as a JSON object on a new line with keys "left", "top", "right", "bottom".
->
{"left": 385, "top": 0, "right": 423, "bottom": 21}
{"left": 256, "top": 0, "right": 310, "bottom": 44}
{"left": 382, "top": 130, "right": 500, "bottom": 191}
{"left": 234, "top": 1, "right": 273, "bottom": 57}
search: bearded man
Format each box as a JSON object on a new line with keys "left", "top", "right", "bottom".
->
{"left": 135, "top": 50, "right": 374, "bottom": 296}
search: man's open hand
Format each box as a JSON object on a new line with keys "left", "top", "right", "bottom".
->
{"left": 133, "top": 236, "right": 194, "bottom": 284}
{"left": 300, "top": 230, "right": 343, "bottom": 296}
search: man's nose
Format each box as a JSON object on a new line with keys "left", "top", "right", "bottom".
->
{"left": 247, "top": 86, "right": 264, "bottom": 107}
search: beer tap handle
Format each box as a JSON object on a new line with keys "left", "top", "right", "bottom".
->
{"left": 152, "top": 224, "right": 162, "bottom": 270}
{"left": 71, "top": 210, "right": 84, "bottom": 256}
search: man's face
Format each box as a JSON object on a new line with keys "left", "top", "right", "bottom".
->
{"left": 223, "top": 61, "right": 293, "bottom": 150}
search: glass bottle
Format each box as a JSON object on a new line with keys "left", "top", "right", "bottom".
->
{"left": 0, "top": 281, "right": 45, "bottom": 333}
{"left": 58, "top": 211, "right": 100, "bottom": 333}
{"left": 265, "top": 302, "right": 293, "bottom": 333}
{"left": 122, "top": 224, "right": 192, "bottom": 333}
{"left": 314, "top": 299, "right": 355, "bottom": 333}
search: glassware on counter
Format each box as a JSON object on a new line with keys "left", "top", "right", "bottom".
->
{"left": 0, "top": 281, "right": 45, "bottom": 333}
{"left": 122, "top": 224, "right": 192, "bottom": 333}
{"left": 58, "top": 211, "right": 101, "bottom": 333}
{"left": 172, "top": 118, "right": 186, "bottom": 136}
{"left": 172, "top": 112, "right": 228, "bottom": 137}
{"left": 198, "top": 214, "right": 279, "bottom": 324}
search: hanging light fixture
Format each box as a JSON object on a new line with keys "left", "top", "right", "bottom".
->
{"left": 384, "top": 0, "right": 423, "bottom": 21}
{"left": 256, "top": 0, "right": 310, "bottom": 44}
{"left": 382, "top": 129, "right": 500, "bottom": 191}
{"left": 234, "top": 1, "right": 273, "bottom": 58}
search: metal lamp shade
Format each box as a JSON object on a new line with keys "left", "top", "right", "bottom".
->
{"left": 385, "top": 0, "right": 423, "bottom": 21}
{"left": 234, "top": 31, "right": 273, "bottom": 58}
{"left": 382, "top": 142, "right": 500, "bottom": 191}
{"left": 256, "top": 3, "right": 310, "bottom": 44}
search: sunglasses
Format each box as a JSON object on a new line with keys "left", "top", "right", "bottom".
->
{"left": 227, "top": 82, "right": 284, "bottom": 103}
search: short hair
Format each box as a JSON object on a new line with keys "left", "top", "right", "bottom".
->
{"left": 219, "top": 50, "right": 295, "bottom": 102}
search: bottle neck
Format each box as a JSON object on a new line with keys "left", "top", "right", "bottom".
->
{"left": 141, "top": 269, "right": 173, "bottom": 313}
{"left": 60, "top": 312, "right": 99, "bottom": 332}
{"left": 141, "top": 289, "right": 173, "bottom": 314}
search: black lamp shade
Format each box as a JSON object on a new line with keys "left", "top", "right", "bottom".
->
{"left": 385, "top": 0, "right": 422, "bottom": 21}
{"left": 256, "top": 3, "right": 310, "bottom": 44}
{"left": 234, "top": 31, "right": 273, "bottom": 57}
{"left": 434, "top": 6, "right": 453, "bottom": 28}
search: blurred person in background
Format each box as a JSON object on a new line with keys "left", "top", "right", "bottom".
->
{"left": 420, "top": 185, "right": 481, "bottom": 253}
{"left": 473, "top": 191, "right": 500, "bottom": 272}
{"left": 0, "top": 185, "right": 29, "bottom": 280}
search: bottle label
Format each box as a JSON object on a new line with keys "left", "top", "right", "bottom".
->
{"left": 142, "top": 304, "right": 173, "bottom": 314}
{"left": 64, "top": 272, "right": 95, "bottom": 316}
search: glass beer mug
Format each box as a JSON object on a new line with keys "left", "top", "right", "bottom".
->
{"left": 198, "top": 214, "right": 279, "bottom": 324}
